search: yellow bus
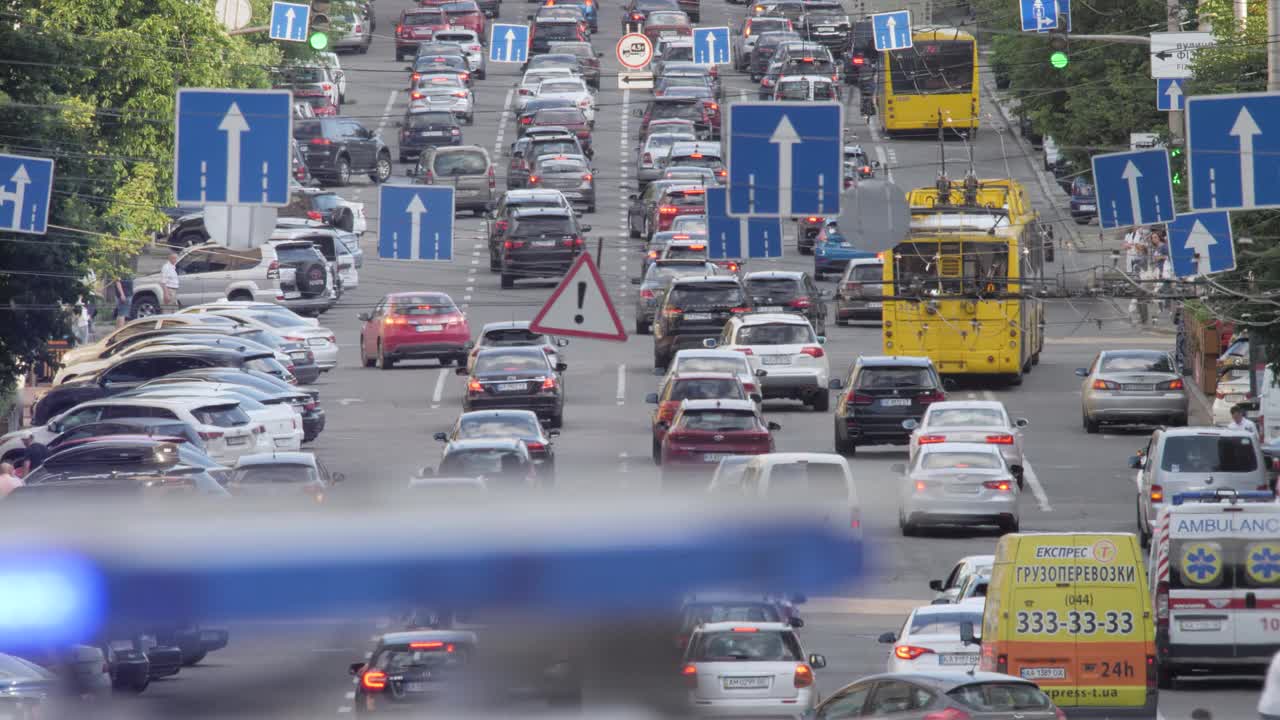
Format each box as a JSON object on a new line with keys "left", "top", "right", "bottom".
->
{"left": 881, "top": 177, "right": 1045, "bottom": 385}
{"left": 877, "top": 28, "right": 979, "bottom": 136}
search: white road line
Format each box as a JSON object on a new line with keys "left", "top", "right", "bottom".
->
{"left": 982, "top": 390, "right": 997, "bottom": 401}
{"left": 344, "top": 692, "right": 355, "bottom": 700}
{"left": 431, "top": 368, "right": 448, "bottom": 407}
{"left": 375, "top": 89, "right": 397, "bottom": 135}
{"left": 1022, "top": 460, "right": 1052, "bottom": 512}
{"left": 616, "top": 364, "right": 627, "bottom": 405}
{"left": 875, "top": 145, "right": 892, "bottom": 182}
{"left": 493, "top": 88, "right": 514, "bottom": 157}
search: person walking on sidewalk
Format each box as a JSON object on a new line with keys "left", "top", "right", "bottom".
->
{"left": 161, "top": 252, "right": 180, "bottom": 311}
{"left": 110, "top": 272, "right": 133, "bottom": 327}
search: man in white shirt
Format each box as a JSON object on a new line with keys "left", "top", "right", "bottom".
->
{"left": 161, "top": 252, "right": 180, "bottom": 310}
{"left": 1226, "top": 404, "right": 1259, "bottom": 438}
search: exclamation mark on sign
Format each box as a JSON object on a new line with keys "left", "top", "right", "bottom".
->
{"left": 574, "top": 281, "right": 586, "bottom": 324}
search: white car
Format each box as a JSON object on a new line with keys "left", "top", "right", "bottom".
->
{"left": 60, "top": 314, "right": 238, "bottom": 367}
{"left": 1213, "top": 366, "right": 1251, "bottom": 424}
{"left": 531, "top": 77, "right": 596, "bottom": 123}
{"left": 682, "top": 621, "right": 825, "bottom": 717}
{"left": 907, "top": 400, "right": 1030, "bottom": 487}
{"left": 314, "top": 51, "right": 347, "bottom": 102}
{"left": 123, "top": 383, "right": 304, "bottom": 453}
{"left": 712, "top": 313, "right": 830, "bottom": 411}
{"left": 409, "top": 75, "right": 474, "bottom": 123}
{"left": 515, "top": 67, "right": 577, "bottom": 112}
{"left": 928, "top": 554, "right": 994, "bottom": 604}
{"left": 879, "top": 599, "right": 985, "bottom": 673}
{"left": 897, "top": 442, "right": 1021, "bottom": 535}
{"left": 638, "top": 131, "right": 697, "bottom": 184}
{"left": 664, "top": 349, "right": 764, "bottom": 402}
{"left": 179, "top": 304, "right": 339, "bottom": 370}
{"left": 228, "top": 451, "right": 341, "bottom": 500}
{"left": 432, "top": 30, "right": 487, "bottom": 78}
{"left": 52, "top": 331, "right": 293, "bottom": 387}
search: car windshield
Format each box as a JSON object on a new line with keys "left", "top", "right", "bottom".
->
{"left": 440, "top": 449, "right": 524, "bottom": 476}
{"left": 678, "top": 411, "right": 757, "bottom": 432}
{"left": 735, "top": 323, "right": 814, "bottom": 346}
{"left": 433, "top": 152, "right": 488, "bottom": 176}
{"left": 458, "top": 415, "right": 540, "bottom": 438}
{"left": 691, "top": 631, "right": 800, "bottom": 661}
{"left": 404, "top": 11, "right": 445, "bottom": 25}
{"left": 475, "top": 352, "right": 548, "bottom": 373}
{"left": 927, "top": 408, "right": 1005, "bottom": 428}
{"left": 372, "top": 644, "right": 470, "bottom": 671}
{"left": 1100, "top": 352, "right": 1173, "bottom": 373}
{"left": 909, "top": 610, "right": 983, "bottom": 636}
{"left": 681, "top": 603, "right": 780, "bottom": 628}
{"left": 947, "top": 683, "right": 1054, "bottom": 712}
{"left": 856, "top": 367, "right": 932, "bottom": 389}
{"left": 1159, "top": 435, "right": 1258, "bottom": 473}
{"left": 648, "top": 11, "right": 688, "bottom": 24}
{"left": 392, "top": 296, "right": 457, "bottom": 315}
{"left": 675, "top": 357, "right": 743, "bottom": 375}
{"left": 407, "top": 112, "right": 455, "bottom": 128}
{"left": 230, "top": 464, "right": 317, "bottom": 485}
{"left": 670, "top": 378, "right": 744, "bottom": 402}
{"left": 920, "top": 451, "right": 1002, "bottom": 470}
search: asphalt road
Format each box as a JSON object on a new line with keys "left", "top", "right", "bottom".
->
{"left": 92, "top": 0, "right": 1262, "bottom": 718}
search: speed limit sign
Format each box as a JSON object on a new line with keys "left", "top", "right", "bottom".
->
{"left": 616, "top": 32, "right": 653, "bottom": 70}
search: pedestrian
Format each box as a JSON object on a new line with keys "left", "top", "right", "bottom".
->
{"left": 72, "top": 298, "right": 91, "bottom": 345}
{"left": 18, "top": 434, "right": 49, "bottom": 477}
{"left": 1226, "top": 403, "right": 1259, "bottom": 437}
{"left": 110, "top": 272, "right": 133, "bottom": 327}
{"left": 161, "top": 252, "right": 180, "bottom": 311}
{"left": 0, "top": 463, "right": 20, "bottom": 498}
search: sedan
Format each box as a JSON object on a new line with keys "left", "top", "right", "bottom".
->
{"left": 528, "top": 153, "right": 595, "bottom": 212}
{"left": 409, "top": 76, "right": 474, "bottom": 123}
{"left": 896, "top": 442, "right": 1020, "bottom": 535}
{"left": 526, "top": 107, "right": 592, "bottom": 154}
{"left": 459, "top": 346, "right": 567, "bottom": 427}
{"left": 907, "top": 400, "right": 1030, "bottom": 486}
{"left": 878, "top": 600, "right": 985, "bottom": 673}
{"left": 659, "top": 398, "right": 778, "bottom": 485}
{"left": 225, "top": 451, "right": 342, "bottom": 501}
{"left": 434, "top": 438, "right": 540, "bottom": 487}
{"left": 1077, "top": 349, "right": 1188, "bottom": 432}
{"left": 532, "top": 77, "right": 596, "bottom": 123}
{"left": 434, "top": 409, "right": 558, "bottom": 479}
{"left": 465, "top": 320, "right": 569, "bottom": 372}
{"left": 811, "top": 672, "right": 1061, "bottom": 720}
{"left": 358, "top": 292, "right": 471, "bottom": 369}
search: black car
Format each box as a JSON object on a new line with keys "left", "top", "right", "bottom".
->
{"left": 436, "top": 409, "right": 560, "bottom": 478}
{"left": 828, "top": 356, "right": 946, "bottom": 455}
{"left": 530, "top": 19, "right": 587, "bottom": 56}
{"left": 458, "top": 346, "right": 567, "bottom": 427}
{"left": 147, "top": 367, "right": 325, "bottom": 442}
{"left": 48, "top": 417, "right": 206, "bottom": 454}
{"left": 621, "top": 0, "right": 678, "bottom": 28}
{"left": 799, "top": 3, "right": 849, "bottom": 52}
{"left": 486, "top": 189, "right": 572, "bottom": 268}
{"left": 349, "top": 631, "right": 479, "bottom": 714}
{"left": 750, "top": 30, "right": 803, "bottom": 79}
{"left": 293, "top": 118, "right": 393, "bottom": 187}
{"left": 652, "top": 276, "right": 751, "bottom": 369}
{"left": 397, "top": 109, "right": 463, "bottom": 162}
{"left": 11, "top": 438, "right": 230, "bottom": 498}
{"left": 232, "top": 327, "right": 321, "bottom": 385}
{"left": 742, "top": 270, "right": 829, "bottom": 335}
{"left": 497, "top": 207, "right": 589, "bottom": 289}
{"left": 434, "top": 438, "right": 539, "bottom": 487}
{"left": 32, "top": 346, "right": 279, "bottom": 425}
{"left": 98, "top": 639, "right": 152, "bottom": 693}
{"left": 506, "top": 132, "right": 585, "bottom": 189}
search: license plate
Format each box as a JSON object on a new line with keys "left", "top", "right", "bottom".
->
{"left": 1079, "top": 204, "right": 1096, "bottom": 211}
{"left": 307, "top": 338, "right": 327, "bottom": 346}
{"left": 405, "top": 681, "right": 430, "bottom": 692}
{"left": 867, "top": 302, "right": 883, "bottom": 308}
{"left": 756, "top": 305, "right": 782, "bottom": 312}
{"left": 881, "top": 398, "right": 911, "bottom": 406}
{"left": 1122, "top": 383, "right": 1154, "bottom": 391}
{"left": 762, "top": 355, "right": 791, "bottom": 365}
{"left": 423, "top": 131, "right": 447, "bottom": 136}
{"left": 290, "top": 351, "right": 309, "bottom": 359}
{"left": 684, "top": 313, "right": 713, "bottom": 320}
{"left": 660, "top": 30, "right": 678, "bottom": 37}
{"left": 939, "top": 653, "right": 979, "bottom": 666}
{"left": 723, "top": 676, "right": 770, "bottom": 689}
{"left": 226, "top": 436, "right": 248, "bottom": 446}
{"left": 703, "top": 453, "right": 730, "bottom": 462}
{"left": 1180, "top": 619, "right": 1222, "bottom": 632}
{"left": 417, "top": 324, "right": 444, "bottom": 332}
{"left": 497, "top": 382, "right": 526, "bottom": 392}
{"left": 818, "top": 25, "right": 835, "bottom": 31}
{"left": 275, "top": 438, "right": 292, "bottom": 448}
{"left": 533, "top": 240, "right": 556, "bottom": 247}
{"left": 1020, "top": 667, "right": 1066, "bottom": 680}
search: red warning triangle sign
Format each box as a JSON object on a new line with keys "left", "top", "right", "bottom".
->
{"left": 529, "top": 253, "right": 628, "bottom": 342}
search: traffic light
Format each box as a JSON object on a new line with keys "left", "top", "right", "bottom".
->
{"left": 1049, "top": 33, "right": 1068, "bottom": 70}
{"left": 309, "top": 0, "right": 330, "bottom": 50}
{"left": 1170, "top": 145, "right": 1184, "bottom": 188}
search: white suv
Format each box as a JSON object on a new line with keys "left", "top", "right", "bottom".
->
{"left": 710, "top": 313, "right": 830, "bottom": 411}
{"left": 681, "top": 621, "right": 825, "bottom": 717}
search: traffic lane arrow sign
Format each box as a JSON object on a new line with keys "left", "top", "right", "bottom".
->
{"left": 489, "top": 24, "right": 529, "bottom": 63}
{"left": 1168, "top": 211, "right": 1234, "bottom": 278}
{"left": 174, "top": 88, "right": 293, "bottom": 206}
{"left": 1090, "top": 148, "right": 1175, "bottom": 229}
{"left": 377, "top": 185, "right": 455, "bottom": 261}
{"left": 1187, "top": 91, "right": 1280, "bottom": 212}
{"left": 1157, "top": 78, "right": 1184, "bottom": 111}
{"left": 529, "top": 253, "right": 628, "bottom": 341}
{"left": 726, "top": 103, "right": 843, "bottom": 218}
{"left": 0, "top": 153, "right": 54, "bottom": 235}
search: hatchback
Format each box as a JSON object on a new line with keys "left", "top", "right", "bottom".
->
{"left": 350, "top": 631, "right": 478, "bottom": 713}
{"left": 660, "top": 399, "right": 778, "bottom": 483}
{"left": 879, "top": 601, "right": 985, "bottom": 673}
{"left": 497, "top": 207, "right": 589, "bottom": 288}
{"left": 358, "top": 292, "right": 471, "bottom": 369}
{"left": 647, "top": 372, "right": 751, "bottom": 463}
{"left": 397, "top": 110, "right": 463, "bottom": 162}
{"left": 528, "top": 153, "right": 595, "bottom": 211}
{"left": 413, "top": 146, "right": 496, "bottom": 215}
{"left": 681, "top": 622, "right": 824, "bottom": 716}
{"left": 435, "top": 409, "right": 559, "bottom": 478}
{"left": 712, "top": 312, "right": 830, "bottom": 411}
{"left": 830, "top": 356, "right": 946, "bottom": 455}
{"left": 834, "top": 257, "right": 884, "bottom": 323}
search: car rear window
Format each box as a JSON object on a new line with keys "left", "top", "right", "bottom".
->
{"left": 665, "top": 245, "right": 706, "bottom": 260}
{"left": 750, "top": 18, "right": 790, "bottom": 32}
{"left": 927, "top": 408, "right": 1004, "bottom": 427}
{"left": 648, "top": 11, "right": 688, "bottom": 24}
{"left": 745, "top": 277, "right": 801, "bottom": 299}
{"left": 664, "top": 46, "right": 694, "bottom": 61}
{"left": 670, "top": 378, "right": 745, "bottom": 402}
{"left": 231, "top": 464, "right": 317, "bottom": 485}
{"left": 681, "top": 603, "right": 780, "bottom": 628}
{"left": 530, "top": 140, "right": 581, "bottom": 157}
{"left": 947, "top": 682, "right": 1054, "bottom": 712}
{"left": 1100, "top": 352, "right": 1173, "bottom": 372}
{"left": 512, "top": 216, "right": 574, "bottom": 236}
{"left": 765, "top": 462, "right": 848, "bottom": 499}
{"left": 920, "top": 451, "right": 1002, "bottom": 470}
{"left": 535, "top": 108, "right": 586, "bottom": 125}
{"left": 675, "top": 357, "right": 744, "bottom": 375}
{"left": 392, "top": 295, "right": 457, "bottom": 315}
{"left": 909, "top": 610, "right": 983, "bottom": 635}
{"left": 274, "top": 244, "right": 323, "bottom": 264}
{"left": 407, "top": 112, "right": 455, "bottom": 128}
{"left": 778, "top": 82, "right": 810, "bottom": 100}
{"left": 666, "top": 190, "right": 707, "bottom": 207}
{"left": 433, "top": 151, "right": 488, "bottom": 176}
{"left": 538, "top": 24, "right": 580, "bottom": 38}
{"left": 193, "top": 404, "right": 250, "bottom": 427}
{"left": 440, "top": 448, "right": 525, "bottom": 476}
{"left": 483, "top": 328, "right": 547, "bottom": 345}
{"left": 735, "top": 323, "right": 814, "bottom": 345}
{"left": 475, "top": 351, "right": 548, "bottom": 373}
{"left": 649, "top": 102, "right": 702, "bottom": 121}
{"left": 537, "top": 157, "right": 587, "bottom": 174}
{"left": 293, "top": 121, "right": 324, "bottom": 140}
{"left": 442, "top": 1, "right": 480, "bottom": 13}
{"left": 856, "top": 367, "right": 934, "bottom": 389}
{"left": 668, "top": 283, "right": 744, "bottom": 308}
{"left": 458, "top": 415, "right": 540, "bottom": 438}
{"left": 678, "top": 411, "right": 757, "bottom": 432}
{"left": 1159, "top": 435, "right": 1258, "bottom": 473}
{"left": 404, "top": 11, "right": 446, "bottom": 24}
{"left": 851, "top": 264, "right": 882, "bottom": 282}
{"left": 372, "top": 643, "right": 472, "bottom": 671}
{"left": 690, "top": 630, "right": 800, "bottom": 661}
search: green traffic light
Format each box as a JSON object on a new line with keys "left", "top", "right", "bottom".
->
{"left": 309, "top": 31, "right": 329, "bottom": 50}
{"left": 1050, "top": 51, "right": 1068, "bottom": 69}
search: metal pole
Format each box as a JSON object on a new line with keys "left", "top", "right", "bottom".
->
{"left": 595, "top": 237, "right": 604, "bottom": 267}
{"left": 1167, "top": 0, "right": 1182, "bottom": 141}
{"left": 1270, "top": 0, "right": 1280, "bottom": 91}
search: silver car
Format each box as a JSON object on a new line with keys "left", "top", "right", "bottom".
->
{"left": 413, "top": 146, "right": 494, "bottom": 215}
{"left": 331, "top": 7, "right": 372, "bottom": 53}
{"left": 681, "top": 621, "right": 825, "bottom": 718}
{"left": 812, "top": 671, "right": 1061, "bottom": 720}
{"left": 896, "top": 442, "right": 1020, "bottom": 535}
{"left": 1077, "top": 349, "right": 1188, "bottom": 432}
{"left": 906, "top": 400, "right": 1029, "bottom": 487}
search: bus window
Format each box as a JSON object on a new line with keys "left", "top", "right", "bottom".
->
{"left": 888, "top": 41, "right": 975, "bottom": 94}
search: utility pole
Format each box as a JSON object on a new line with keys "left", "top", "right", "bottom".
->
{"left": 1168, "top": 0, "right": 1183, "bottom": 141}
{"left": 1270, "top": 0, "right": 1280, "bottom": 91}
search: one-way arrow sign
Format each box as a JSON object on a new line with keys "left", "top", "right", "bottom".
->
{"left": 1168, "top": 210, "right": 1234, "bottom": 278}
{"left": 1157, "top": 78, "right": 1184, "bottom": 112}
{"left": 617, "top": 71, "right": 654, "bottom": 89}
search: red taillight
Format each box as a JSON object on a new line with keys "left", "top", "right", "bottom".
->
{"left": 397, "top": 24, "right": 405, "bottom": 35}
{"left": 1093, "top": 378, "right": 1119, "bottom": 390}
{"left": 1146, "top": 654, "right": 1158, "bottom": 689}
{"left": 743, "top": 382, "right": 756, "bottom": 394}
{"left": 488, "top": 166, "right": 496, "bottom": 189}
{"left": 681, "top": 664, "right": 698, "bottom": 688}
{"left": 1159, "top": 378, "right": 1184, "bottom": 390}
{"left": 309, "top": 137, "right": 332, "bottom": 146}
{"left": 411, "top": 72, "right": 421, "bottom": 83}
{"left": 983, "top": 480, "right": 1012, "bottom": 492}
{"left": 361, "top": 670, "right": 388, "bottom": 691}
{"left": 735, "top": 348, "right": 753, "bottom": 356}
{"left": 198, "top": 431, "right": 224, "bottom": 440}
{"left": 504, "top": 240, "right": 525, "bottom": 249}
{"left": 985, "top": 434, "right": 1014, "bottom": 445}
{"left": 520, "top": 116, "right": 533, "bottom": 125}
{"left": 267, "top": 260, "right": 280, "bottom": 279}
{"left": 640, "top": 289, "right": 655, "bottom": 300}
{"left": 848, "top": 392, "right": 873, "bottom": 405}
{"left": 468, "top": 379, "right": 483, "bottom": 393}
{"left": 541, "top": 376, "right": 557, "bottom": 390}
{"left": 303, "top": 401, "right": 318, "bottom": 412}
{"left": 306, "top": 210, "right": 323, "bottom": 221}
{"left": 789, "top": 297, "right": 811, "bottom": 309}
{"left": 729, "top": 306, "right": 751, "bottom": 314}
{"left": 410, "top": 92, "right": 424, "bottom": 100}
{"left": 1155, "top": 580, "right": 1169, "bottom": 628}
{"left": 1151, "top": 484, "right": 1164, "bottom": 503}
{"left": 805, "top": 216, "right": 818, "bottom": 223}
{"left": 582, "top": 173, "right": 592, "bottom": 182}
{"left": 642, "top": 152, "right": 653, "bottom": 164}
{"left": 923, "top": 708, "right": 972, "bottom": 720}
{"left": 918, "top": 390, "right": 946, "bottom": 404}
{"left": 663, "top": 307, "right": 683, "bottom": 317}
{"left": 410, "top": 641, "right": 444, "bottom": 649}
{"left": 525, "top": 441, "right": 545, "bottom": 451}
{"left": 894, "top": 645, "right": 932, "bottom": 660}
{"left": 528, "top": 175, "right": 540, "bottom": 185}
{"left": 495, "top": 220, "right": 508, "bottom": 232}
{"left": 852, "top": 56, "right": 865, "bottom": 65}
{"left": 799, "top": 346, "right": 823, "bottom": 358}
{"left": 659, "top": 206, "right": 679, "bottom": 215}
{"left": 918, "top": 434, "right": 946, "bottom": 444}
{"left": 793, "top": 664, "right": 814, "bottom": 688}
{"left": 996, "top": 653, "right": 1008, "bottom": 674}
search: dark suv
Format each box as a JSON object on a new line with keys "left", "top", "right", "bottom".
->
{"left": 652, "top": 276, "right": 750, "bottom": 369}
{"left": 498, "top": 208, "right": 590, "bottom": 289}
{"left": 742, "top": 270, "right": 828, "bottom": 335}
{"left": 828, "top": 356, "right": 946, "bottom": 455}
{"left": 486, "top": 189, "right": 571, "bottom": 268}
{"left": 293, "top": 118, "right": 392, "bottom": 187}
{"left": 397, "top": 109, "right": 463, "bottom": 162}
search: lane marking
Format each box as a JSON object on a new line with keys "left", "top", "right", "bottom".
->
{"left": 375, "top": 89, "right": 397, "bottom": 135}
{"left": 1022, "top": 459, "right": 1053, "bottom": 512}
{"left": 616, "top": 363, "right": 627, "bottom": 405}
{"left": 493, "top": 88, "right": 514, "bottom": 158}
{"left": 431, "top": 368, "right": 448, "bottom": 407}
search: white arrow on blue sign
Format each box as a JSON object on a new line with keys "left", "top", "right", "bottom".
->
{"left": 1020, "top": 0, "right": 1058, "bottom": 32}
{"left": 706, "top": 187, "right": 783, "bottom": 260}
{"left": 1186, "top": 90, "right": 1280, "bottom": 212}
{"left": 1167, "top": 211, "right": 1234, "bottom": 278}
{"left": 871, "top": 11, "right": 911, "bottom": 52}
{"left": 692, "top": 26, "right": 731, "bottom": 65}
{"left": 726, "top": 102, "right": 843, "bottom": 218}
{"left": 1157, "top": 78, "right": 1185, "bottom": 112}
{"left": 489, "top": 24, "right": 530, "bottom": 63}
{"left": 378, "top": 185, "right": 455, "bottom": 261}
{"left": 0, "top": 153, "right": 54, "bottom": 236}
{"left": 269, "top": 1, "right": 310, "bottom": 42}
{"left": 1036, "top": 0, "right": 1070, "bottom": 33}
{"left": 174, "top": 88, "right": 293, "bottom": 206}
{"left": 1090, "top": 148, "right": 1176, "bottom": 230}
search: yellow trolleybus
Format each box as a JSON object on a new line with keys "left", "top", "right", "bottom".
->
{"left": 877, "top": 28, "right": 980, "bottom": 136}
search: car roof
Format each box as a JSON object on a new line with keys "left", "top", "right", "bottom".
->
{"left": 504, "top": 189, "right": 568, "bottom": 202}
{"left": 385, "top": 291, "right": 455, "bottom": 302}
{"left": 378, "top": 630, "right": 479, "bottom": 646}
{"left": 234, "top": 452, "right": 317, "bottom": 467}
{"left": 670, "top": 275, "right": 738, "bottom": 285}
{"left": 480, "top": 320, "right": 536, "bottom": 331}
{"left": 845, "top": 257, "right": 883, "bottom": 267}
{"left": 735, "top": 312, "right": 811, "bottom": 326}
{"left": 474, "top": 344, "right": 549, "bottom": 356}
{"left": 744, "top": 270, "right": 803, "bottom": 280}
{"left": 1159, "top": 426, "right": 1257, "bottom": 439}
{"left": 673, "top": 349, "right": 750, "bottom": 362}
{"left": 694, "top": 621, "right": 790, "bottom": 633}
{"left": 858, "top": 355, "right": 935, "bottom": 367}
{"left": 749, "top": 452, "right": 846, "bottom": 464}
{"left": 853, "top": 671, "right": 1034, "bottom": 690}
{"left": 459, "top": 409, "right": 541, "bottom": 420}
{"left": 110, "top": 345, "right": 263, "bottom": 360}
{"left": 911, "top": 600, "right": 984, "bottom": 617}
{"left": 511, "top": 206, "right": 574, "bottom": 218}
{"left": 445, "top": 437, "right": 526, "bottom": 451}
{"left": 926, "top": 400, "right": 1005, "bottom": 412}
{"left": 670, "top": 372, "right": 740, "bottom": 381}
{"left": 679, "top": 398, "right": 757, "bottom": 412}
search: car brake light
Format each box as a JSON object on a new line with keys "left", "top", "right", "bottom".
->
{"left": 639, "top": 289, "right": 655, "bottom": 300}
{"left": 847, "top": 392, "right": 873, "bottom": 405}
{"left": 521, "top": 116, "right": 533, "bottom": 125}
{"left": 1155, "top": 580, "right": 1169, "bottom": 628}
{"left": 914, "top": 480, "right": 928, "bottom": 492}
{"left": 410, "top": 641, "right": 444, "bottom": 649}
{"left": 793, "top": 665, "right": 813, "bottom": 688}
{"left": 894, "top": 645, "right": 933, "bottom": 660}
{"left": 411, "top": 91, "right": 424, "bottom": 99}
{"left": 1151, "top": 484, "right": 1164, "bottom": 503}
{"left": 306, "top": 210, "right": 323, "bottom": 221}
{"left": 1093, "top": 378, "right": 1119, "bottom": 390}
{"left": 582, "top": 173, "right": 592, "bottom": 181}
{"left": 681, "top": 664, "right": 697, "bottom": 688}
{"left": 361, "top": 670, "right": 387, "bottom": 691}
{"left": 541, "top": 376, "right": 557, "bottom": 390}
{"left": 488, "top": 166, "right": 496, "bottom": 189}
{"left": 309, "top": 137, "right": 332, "bottom": 145}
{"left": 528, "top": 175, "right": 540, "bottom": 184}
{"left": 662, "top": 307, "right": 683, "bottom": 317}
{"left": 1158, "top": 378, "right": 1184, "bottom": 390}
{"left": 504, "top": 240, "right": 526, "bottom": 249}
{"left": 918, "top": 390, "right": 946, "bottom": 404}
{"left": 659, "top": 206, "right": 678, "bottom": 215}
{"left": 525, "top": 441, "right": 545, "bottom": 451}
{"left": 806, "top": 216, "right": 818, "bottom": 223}
{"left": 983, "top": 480, "right": 1012, "bottom": 492}
{"left": 799, "top": 346, "right": 823, "bottom": 358}
{"left": 985, "top": 434, "right": 1014, "bottom": 444}
{"left": 267, "top": 260, "right": 280, "bottom": 279}
{"left": 303, "top": 401, "right": 318, "bottom": 412}
{"left": 789, "top": 297, "right": 811, "bottom": 309}
{"left": 642, "top": 152, "right": 652, "bottom": 164}
{"left": 495, "top": 220, "right": 508, "bottom": 231}
{"left": 918, "top": 434, "right": 945, "bottom": 444}
{"left": 198, "top": 431, "right": 224, "bottom": 440}
{"left": 467, "top": 378, "right": 483, "bottom": 393}
{"left": 735, "top": 347, "right": 753, "bottom": 355}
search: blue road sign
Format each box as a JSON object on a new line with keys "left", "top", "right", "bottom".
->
{"left": 1186, "top": 91, "right": 1280, "bottom": 212}
{"left": 1036, "top": 0, "right": 1070, "bottom": 33}
{"left": 174, "top": 89, "right": 292, "bottom": 207}
{"left": 378, "top": 185, "right": 455, "bottom": 261}
{"left": 693, "top": 26, "right": 731, "bottom": 64}
{"left": 1168, "top": 211, "right": 1234, "bottom": 278}
{"left": 269, "top": 1, "right": 310, "bottom": 42}
{"left": 871, "top": 11, "right": 911, "bottom": 52}
{"left": 1090, "top": 148, "right": 1176, "bottom": 230}
{"left": 1020, "top": 0, "right": 1058, "bottom": 32}
{"left": 726, "top": 102, "right": 842, "bottom": 218}
{"left": 489, "top": 24, "right": 530, "bottom": 63}
{"left": 706, "top": 187, "right": 783, "bottom": 260}
{"left": 0, "top": 153, "right": 54, "bottom": 236}
{"left": 1157, "top": 78, "right": 1185, "bottom": 112}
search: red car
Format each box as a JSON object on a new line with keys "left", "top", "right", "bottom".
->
{"left": 439, "top": 0, "right": 486, "bottom": 39}
{"left": 358, "top": 292, "right": 471, "bottom": 369}
{"left": 647, "top": 373, "right": 751, "bottom": 464}
{"left": 395, "top": 8, "right": 450, "bottom": 61}
{"left": 659, "top": 399, "right": 778, "bottom": 482}
{"left": 641, "top": 10, "right": 691, "bottom": 43}
{"left": 651, "top": 185, "right": 706, "bottom": 234}
{"left": 527, "top": 107, "right": 593, "bottom": 154}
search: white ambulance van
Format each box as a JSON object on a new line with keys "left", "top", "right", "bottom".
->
{"left": 1148, "top": 488, "right": 1280, "bottom": 687}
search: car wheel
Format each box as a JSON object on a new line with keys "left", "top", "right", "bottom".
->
{"left": 359, "top": 43, "right": 370, "bottom": 54}
{"left": 900, "top": 513, "right": 917, "bottom": 537}
{"left": 810, "top": 391, "right": 829, "bottom": 412}
{"left": 813, "top": 269, "right": 824, "bottom": 281}
{"left": 129, "top": 677, "right": 150, "bottom": 694}
{"left": 549, "top": 412, "right": 563, "bottom": 429}
{"left": 1083, "top": 413, "right": 1099, "bottom": 434}
{"left": 635, "top": 318, "right": 650, "bottom": 335}
{"left": 376, "top": 341, "right": 395, "bottom": 369}
{"left": 360, "top": 336, "right": 375, "bottom": 368}
{"left": 132, "top": 294, "right": 161, "bottom": 318}
{"left": 371, "top": 152, "right": 392, "bottom": 184}
{"left": 833, "top": 424, "right": 855, "bottom": 455}
{"left": 586, "top": 204, "right": 596, "bottom": 213}
{"left": 182, "top": 650, "right": 207, "bottom": 667}
{"left": 472, "top": 208, "right": 485, "bottom": 217}
{"left": 999, "top": 516, "right": 1020, "bottom": 534}
{"left": 836, "top": 315, "right": 848, "bottom": 326}
{"left": 500, "top": 272, "right": 514, "bottom": 289}
{"left": 652, "top": 437, "right": 662, "bottom": 465}
{"left": 334, "top": 155, "right": 352, "bottom": 187}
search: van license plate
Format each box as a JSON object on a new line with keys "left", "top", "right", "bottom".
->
{"left": 1020, "top": 667, "right": 1065, "bottom": 680}
{"left": 939, "top": 653, "right": 979, "bottom": 666}
{"left": 1122, "top": 383, "right": 1154, "bottom": 391}
{"left": 867, "top": 302, "right": 882, "bottom": 308}
{"left": 880, "top": 398, "right": 911, "bottom": 406}
{"left": 756, "top": 305, "right": 782, "bottom": 312}
{"left": 1180, "top": 619, "right": 1222, "bottom": 631}
{"left": 405, "top": 681, "right": 430, "bottom": 692}
{"left": 723, "top": 676, "right": 769, "bottom": 689}
{"left": 226, "top": 436, "right": 248, "bottom": 446}
{"left": 533, "top": 240, "right": 556, "bottom": 247}
{"left": 703, "top": 453, "right": 729, "bottom": 462}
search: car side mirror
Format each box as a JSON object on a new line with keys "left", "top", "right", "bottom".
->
{"left": 816, "top": 335, "right": 826, "bottom": 345}
{"left": 928, "top": 579, "right": 944, "bottom": 591}
{"left": 877, "top": 632, "right": 896, "bottom": 644}
{"left": 419, "top": 466, "right": 436, "bottom": 478}
{"left": 454, "top": 366, "right": 468, "bottom": 376}
{"left": 555, "top": 338, "right": 569, "bottom": 347}
{"left": 580, "top": 225, "right": 592, "bottom": 233}
{"left": 959, "top": 621, "right": 980, "bottom": 646}
{"left": 1014, "top": 417, "right": 1029, "bottom": 428}
{"left": 555, "top": 362, "right": 568, "bottom": 372}
{"left": 464, "top": 340, "right": 476, "bottom": 351}
{"left": 902, "top": 418, "right": 919, "bottom": 430}
{"left": 750, "top": 393, "right": 762, "bottom": 403}
{"left": 1128, "top": 455, "right": 1145, "bottom": 469}
{"left": 349, "top": 662, "right": 365, "bottom": 676}
{"left": 433, "top": 432, "right": 448, "bottom": 442}
{"left": 332, "top": 472, "right": 346, "bottom": 483}
{"left": 357, "top": 312, "right": 371, "bottom": 321}
{"left": 807, "top": 653, "right": 826, "bottom": 669}
{"left": 404, "top": 66, "right": 414, "bottom": 72}
{"left": 767, "top": 421, "right": 782, "bottom": 431}
{"left": 890, "top": 462, "right": 906, "bottom": 474}
{"left": 1074, "top": 368, "right": 1089, "bottom": 377}
{"left": 755, "top": 368, "right": 768, "bottom": 378}
{"left": 645, "top": 392, "right": 660, "bottom": 404}
{"left": 827, "top": 377, "right": 843, "bottom": 390}
{"left": 548, "top": 429, "right": 560, "bottom": 438}
{"left": 789, "top": 617, "right": 805, "bottom": 629}
{"left": 702, "top": 338, "right": 718, "bottom": 348}
{"left": 628, "top": 193, "right": 638, "bottom": 201}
